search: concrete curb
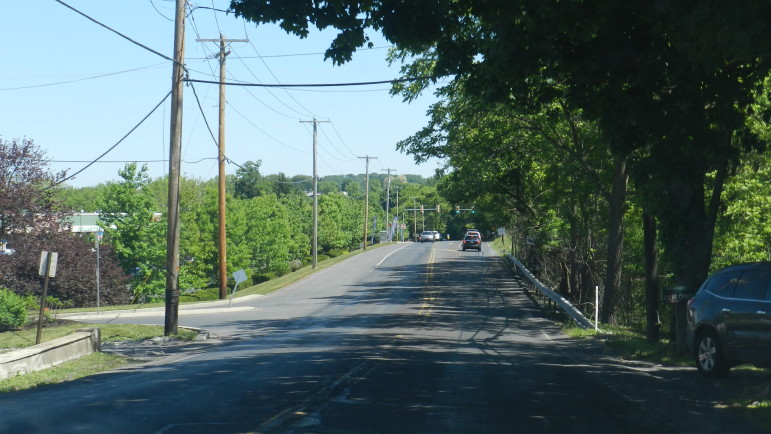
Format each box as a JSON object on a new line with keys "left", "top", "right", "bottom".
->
{"left": 57, "top": 294, "right": 263, "bottom": 321}
{"left": 0, "top": 328, "right": 100, "bottom": 381}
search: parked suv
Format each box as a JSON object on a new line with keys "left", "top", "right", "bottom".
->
{"left": 687, "top": 262, "right": 771, "bottom": 377}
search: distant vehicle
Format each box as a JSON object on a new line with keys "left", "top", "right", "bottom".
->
{"left": 462, "top": 235, "right": 481, "bottom": 251}
{"left": 433, "top": 231, "right": 441, "bottom": 241}
{"left": 420, "top": 231, "right": 435, "bottom": 243}
{"left": 687, "top": 262, "right": 771, "bottom": 377}
{"left": 465, "top": 230, "right": 481, "bottom": 240}
{"left": 0, "top": 248, "right": 15, "bottom": 255}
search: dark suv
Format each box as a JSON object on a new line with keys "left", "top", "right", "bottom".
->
{"left": 687, "top": 262, "right": 771, "bottom": 377}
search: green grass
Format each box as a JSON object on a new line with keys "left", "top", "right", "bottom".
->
{"left": 0, "top": 352, "right": 126, "bottom": 392}
{"left": 235, "top": 244, "right": 387, "bottom": 297}
{"left": 562, "top": 323, "right": 691, "bottom": 366}
{"left": 0, "top": 322, "right": 196, "bottom": 392}
{"left": 0, "top": 322, "right": 197, "bottom": 350}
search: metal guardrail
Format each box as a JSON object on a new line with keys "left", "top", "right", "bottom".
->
{"left": 504, "top": 254, "right": 594, "bottom": 329}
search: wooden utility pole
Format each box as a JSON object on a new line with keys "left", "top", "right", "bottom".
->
{"left": 197, "top": 34, "right": 248, "bottom": 299}
{"left": 358, "top": 156, "right": 377, "bottom": 249}
{"left": 300, "top": 118, "right": 329, "bottom": 269}
{"left": 165, "top": 0, "right": 185, "bottom": 335}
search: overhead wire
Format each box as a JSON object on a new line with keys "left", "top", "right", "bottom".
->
{"left": 51, "top": 157, "right": 218, "bottom": 164}
{"left": 318, "top": 124, "right": 357, "bottom": 161}
{"left": 227, "top": 102, "right": 308, "bottom": 153}
{"left": 328, "top": 121, "right": 360, "bottom": 158}
{"left": 0, "top": 63, "right": 168, "bottom": 91}
{"left": 54, "top": 0, "right": 182, "bottom": 68}
{"left": 231, "top": 46, "right": 310, "bottom": 118}
{"left": 52, "top": 91, "right": 172, "bottom": 187}
{"left": 149, "top": 0, "right": 174, "bottom": 21}
{"left": 241, "top": 20, "right": 318, "bottom": 117}
{"left": 185, "top": 76, "right": 434, "bottom": 88}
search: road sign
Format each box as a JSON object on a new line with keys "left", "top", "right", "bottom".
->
{"left": 39, "top": 251, "right": 58, "bottom": 278}
{"left": 233, "top": 269, "right": 248, "bottom": 284}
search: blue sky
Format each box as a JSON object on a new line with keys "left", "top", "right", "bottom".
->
{"left": 1, "top": 1, "right": 444, "bottom": 188}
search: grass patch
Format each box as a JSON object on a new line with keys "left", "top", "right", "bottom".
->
{"left": 0, "top": 352, "right": 126, "bottom": 392}
{"left": 561, "top": 323, "right": 691, "bottom": 366}
{"left": 0, "top": 322, "right": 198, "bottom": 393}
{"left": 0, "top": 321, "right": 197, "bottom": 349}
{"left": 234, "top": 244, "right": 388, "bottom": 298}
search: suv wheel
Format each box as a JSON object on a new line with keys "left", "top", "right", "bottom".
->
{"left": 695, "top": 330, "right": 729, "bottom": 377}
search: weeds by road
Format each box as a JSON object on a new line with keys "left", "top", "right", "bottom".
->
{"left": 0, "top": 321, "right": 197, "bottom": 392}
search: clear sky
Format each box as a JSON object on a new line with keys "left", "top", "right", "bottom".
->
{"left": 1, "top": 1, "right": 444, "bottom": 188}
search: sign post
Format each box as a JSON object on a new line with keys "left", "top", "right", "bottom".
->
{"left": 96, "top": 230, "right": 103, "bottom": 314}
{"left": 229, "top": 269, "right": 248, "bottom": 307}
{"left": 36, "top": 251, "right": 58, "bottom": 345}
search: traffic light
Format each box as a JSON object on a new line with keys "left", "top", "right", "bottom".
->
{"left": 420, "top": 204, "right": 424, "bottom": 214}
{"left": 436, "top": 204, "right": 440, "bottom": 213}
{"left": 471, "top": 206, "right": 476, "bottom": 214}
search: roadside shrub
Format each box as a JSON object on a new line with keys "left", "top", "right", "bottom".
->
{"left": 253, "top": 272, "right": 277, "bottom": 284}
{"left": 326, "top": 249, "right": 347, "bottom": 258}
{"left": 0, "top": 288, "right": 29, "bottom": 331}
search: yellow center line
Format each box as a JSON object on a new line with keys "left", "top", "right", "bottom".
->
{"left": 419, "top": 243, "right": 439, "bottom": 318}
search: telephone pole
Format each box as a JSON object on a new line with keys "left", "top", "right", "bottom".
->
{"left": 301, "top": 118, "right": 329, "bottom": 268}
{"left": 382, "top": 168, "right": 395, "bottom": 241}
{"left": 196, "top": 34, "right": 248, "bottom": 299}
{"left": 165, "top": 0, "right": 186, "bottom": 335}
{"left": 358, "top": 155, "right": 377, "bottom": 249}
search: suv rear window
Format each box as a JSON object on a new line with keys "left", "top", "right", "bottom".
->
{"left": 704, "top": 270, "right": 741, "bottom": 298}
{"left": 734, "top": 269, "right": 771, "bottom": 300}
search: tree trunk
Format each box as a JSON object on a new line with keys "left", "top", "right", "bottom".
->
{"left": 661, "top": 157, "right": 728, "bottom": 353}
{"left": 643, "top": 212, "right": 660, "bottom": 343}
{"left": 600, "top": 157, "right": 628, "bottom": 324}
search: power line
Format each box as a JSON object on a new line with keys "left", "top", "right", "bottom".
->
{"left": 231, "top": 46, "right": 309, "bottom": 118}
{"left": 54, "top": 0, "right": 181, "bottom": 68}
{"left": 51, "top": 158, "right": 217, "bottom": 164}
{"left": 0, "top": 63, "right": 167, "bottom": 91}
{"left": 185, "top": 76, "right": 435, "bottom": 88}
{"left": 187, "top": 45, "right": 393, "bottom": 60}
{"left": 241, "top": 22, "right": 319, "bottom": 117}
{"left": 328, "top": 122, "right": 359, "bottom": 158}
{"left": 52, "top": 91, "right": 172, "bottom": 187}
{"left": 226, "top": 101, "right": 308, "bottom": 153}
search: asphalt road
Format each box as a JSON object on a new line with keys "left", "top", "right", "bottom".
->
{"left": 0, "top": 241, "right": 768, "bottom": 433}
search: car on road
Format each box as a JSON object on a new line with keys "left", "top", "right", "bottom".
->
{"left": 687, "top": 262, "right": 771, "bottom": 377}
{"left": 462, "top": 235, "right": 481, "bottom": 251}
{"left": 465, "top": 229, "right": 481, "bottom": 240}
{"left": 433, "top": 231, "right": 441, "bottom": 241}
{"left": 420, "top": 231, "right": 435, "bottom": 243}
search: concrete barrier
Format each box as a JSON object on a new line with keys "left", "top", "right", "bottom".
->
{"left": 0, "top": 328, "right": 101, "bottom": 381}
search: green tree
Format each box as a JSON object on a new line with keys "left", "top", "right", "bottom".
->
{"left": 280, "top": 192, "right": 312, "bottom": 261}
{"left": 234, "top": 160, "right": 270, "bottom": 199}
{"left": 232, "top": 1, "right": 771, "bottom": 332}
{"left": 178, "top": 178, "right": 218, "bottom": 291}
{"left": 98, "top": 163, "right": 166, "bottom": 302}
